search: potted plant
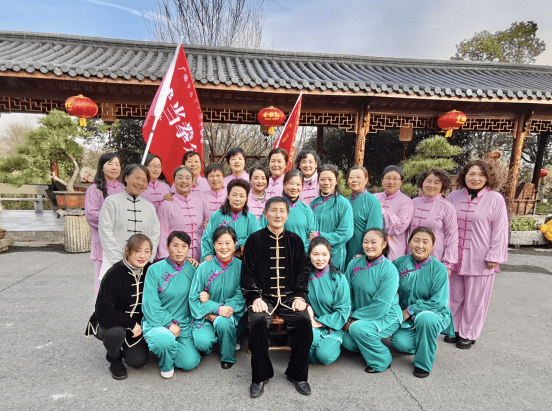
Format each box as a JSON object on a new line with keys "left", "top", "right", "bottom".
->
{"left": 509, "top": 217, "right": 548, "bottom": 247}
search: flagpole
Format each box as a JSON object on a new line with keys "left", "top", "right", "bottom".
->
{"left": 141, "top": 116, "right": 160, "bottom": 164}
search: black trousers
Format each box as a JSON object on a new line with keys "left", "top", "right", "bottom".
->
{"left": 247, "top": 299, "right": 313, "bottom": 383}
{"left": 95, "top": 325, "right": 149, "bottom": 369}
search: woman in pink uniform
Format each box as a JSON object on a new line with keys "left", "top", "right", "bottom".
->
{"left": 157, "top": 166, "right": 207, "bottom": 261}
{"left": 201, "top": 163, "right": 227, "bottom": 227}
{"left": 374, "top": 165, "right": 414, "bottom": 262}
{"left": 265, "top": 148, "right": 288, "bottom": 199}
{"left": 84, "top": 153, "right": 124, "bottom": 300}
{"left": 445, "top": 160, "right": 508, "bottom": 349}
{"left": 296, "top": 149, "right": 320, "bottom": 206}
{"left": 141, "top": 154, "right": 170, "bottom": 212}
{"left": 247, "top": 165, "right": 269, "bottom": 220}
{"left": 408, "top": 168, "right": 458, "bottom": 272}
{"left": 223, "top": 147, "right": 249, "bottom": 186}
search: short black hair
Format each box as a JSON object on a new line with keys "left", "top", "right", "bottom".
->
{"left": 249, "top": 165, "right": 269, "bottom": 181}
{"left": 204, "top": 163, "right": 224, "bottom": 178}
{"left": 382, "top": 165, "right": 405, "bottom": 181}
{"left": 182, "top": 151, "right": 201, "bottom": 164}
{"left": 295, "top": 149, "right": 321, "bottom": 169}
{"left": 122, "top": 164, "right": 150, "bottom": 185}
{"left": 269, "top": 147, "right": 289, "bottom": 164}
{"left": 362, "top": 228, "right": 390, "bottom": 258}
{"left": 167, "top": 231, "right": 191, "bottom": 247}
{"left": 225, "top": 147, "right": 246, "bottom": 164}
{"left": 221, "top": 179, "right": 250, "bottom": 215}
{"left": 264, "top": 196, "right": 289, "bottom": 214}
{"left": 408, "top": 227, "right": 436, "bottom": 245}
{"left": 213, "top": 226, "right": 237, "bottom": 244}
{"left": 416, "top": 168, "right": 451, "bottom": 192}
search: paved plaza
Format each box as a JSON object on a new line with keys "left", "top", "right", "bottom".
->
{"left": 1, "top": 236, "right": 551, "bottom": 410}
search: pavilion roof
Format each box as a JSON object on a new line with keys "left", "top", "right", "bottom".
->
{"left": 2, "top": 30, "right": 552, "bottom": 101}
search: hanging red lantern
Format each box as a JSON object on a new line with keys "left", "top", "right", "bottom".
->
{"left": 437, "top": 110, "right": 467, "bottom": 138}
{"left": 540, "top": 169, "right": 548, "bottom": 179}
{"left": 257, "top": 106, "right": 286, "bottom": 135}
{"left": 487, "top": 151, "right": 501, "bottom": 159}
{"left": 65, "top": 95, "right": 98, "bottom": 127}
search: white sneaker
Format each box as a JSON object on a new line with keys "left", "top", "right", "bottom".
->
{"left": 236, "top": 343, "right": 241, "bottom": 351}
{"left": 160, "top": 369, "right": 174, "bottom": 379}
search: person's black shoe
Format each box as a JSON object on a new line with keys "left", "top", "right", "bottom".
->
{"left": 287, "top": 376, "right": 311, "bottom": 395}
{"left": 250, "top": 380, "right": 268, "bottom": 398}
{"left": 365, "top": 366, "right": 379, "bottom": 373}
{"left": 444, "top": 332, "right": 459, "bottom": 344}
{"left": 109, "top": 357, "right": 127, "bottom": 380}
{"left": 413, "top": 366, "right": 430, "bottom": 378}
{"left": 221, "top": 361, "right": 234, "bottom": 369}
{"left": 456, "top": 337, "right": 476, "bottom": 349}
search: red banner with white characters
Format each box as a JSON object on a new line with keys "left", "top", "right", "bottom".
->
{"left": 142, "top": 44, "right": 203, "bottom": 185}
{"left": 273, "top": 93, "right": 302, "bottom": 172}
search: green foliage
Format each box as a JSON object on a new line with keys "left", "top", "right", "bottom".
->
{"left": 400, "top": 183, "right": 419, "bottom": 198}
{"left": 451, "top": 21, "right": 545, "bottom": 64}
{"left": 104, "top": 119, "right": 146, "bottom": 166}
{"left": 414, "top": 135, "right": 463, "bottom": 158}
{"left": 509, "top": 217, "right": 537, "bottom": 231}
{"left": 338, "top": 170, "right": 351, "bottom": 198}
{"left": 402, "top": 157, "right": 458, "bottom": 181}
{"left": 535, "top": 202, "right": 552, "bottom": 214}
{"left": 0, "top": 110, "right": 90, "bottom": 188}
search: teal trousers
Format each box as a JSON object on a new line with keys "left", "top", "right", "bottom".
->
{"left": 192, "top": 315, "right": 240, "bottom": 363}
{"left": 143, "top": 326, "right": 200, "bottom": 372}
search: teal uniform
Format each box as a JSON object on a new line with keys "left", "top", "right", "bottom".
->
{"left": 307, "top": 265, "right": 351, "bottom": 364}
{"left": 142, "top": 258, "right": 200, "bottom": 372}
{"left": 391, "top": 255, "right": 454, "bottom": 373}
{"left": 310, "top": 193, "right": 354, "bottom": 271}
{"left": 342, "top": 255, "right": 402, "bottom": 372}
{"left": 201, "top": 209, "right": 260, "bottom": 261}
{"left": 259, "top": 195, "right": 316, "bottom": 253}
{"left": 346, "top": 189, "right": 383, "bottom": 263}
{"left": 189, "top": 257, "right": 245, "bottom": 364}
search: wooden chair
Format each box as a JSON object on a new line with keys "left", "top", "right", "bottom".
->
{"left": 247, "top": 314, "right": 291, "bottom": 353}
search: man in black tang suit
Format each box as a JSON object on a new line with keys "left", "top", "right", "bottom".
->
{"left": 241, "top": 197, "right": 312, "bottom": 398}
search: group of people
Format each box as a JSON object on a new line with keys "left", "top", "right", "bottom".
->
{"left": 84, "top": 146, "right": 509, "bottom": 398}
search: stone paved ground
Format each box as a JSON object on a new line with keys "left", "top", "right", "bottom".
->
{"left": 1, "top": 244, "right": 551, "bottom": 411}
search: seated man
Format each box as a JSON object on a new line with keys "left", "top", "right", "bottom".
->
{"left": 241, "top": 197, "right": 313, "bottom": 398}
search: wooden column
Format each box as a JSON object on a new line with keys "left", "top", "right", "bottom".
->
{"left": 531, "top": 132, "right": 550, "bottom": 190}
{"left": 316, "top": 126, "right": 324, "bottom": 156}
{"left": 354, "top": 106, "right": 370, "bottom": 166}
{"left": 506, "top": 112, "right": 532, "bottom": 207}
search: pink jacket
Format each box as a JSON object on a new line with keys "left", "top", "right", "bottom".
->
{"left": 201, "top": 189, "right": 227, "bottom": 220}
{"left": 266, "top": 175, "right": 285, "bottom": 199}
{"left": 299, "top": 172, "right": 319, "bottom": 206}
{"left": 247, "top": 194, "right": 268, "bottom": 220}
{"left": 375, "top": 190, "right": 414, "bottom": 262}
{"left": 141, "top": 180, "right": 171, "bottom": 212}
{"left": 224, "top": 171, "right": 249, "bottom": 187}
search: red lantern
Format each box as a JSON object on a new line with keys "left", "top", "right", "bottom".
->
{"left": 488, "top": 151, "right": 501, "bottom": 159}
{"left": 437, "top": 110, "right": 467, "bottom": 138}
{"left": 540, "top": 169, "right": 548, "bottom": 179}
{"left": 257, "top": 106, "right": 286, "bottom": 135}
{"left": 65, "top": 95, "right": 98, "bottom": 127}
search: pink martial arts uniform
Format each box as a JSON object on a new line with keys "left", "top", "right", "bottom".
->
{"left": 375, "top": 190, "right": 414, "bottom": 262}
{"left": 170, "top": 175, "right": 210, "bottom": 196}
{"left": 84, "top": 180, "right": 124, "bottom": 300}
{"left": 223, "top": 171, "right": 249, "bottom": 187}
{"left": 201, "top": 188, "right": 227, "bottom": 221}
{"left": 266, "top": 175, "right": 284, "bottom": 199}
{"left": 299, "top": 172, "right": 319, "bottom": 206}
{"left": 247, "top": 194, "right": 268, "bottom": 220}
{"left": 408, "top": 194, "right": 458, "bottom": 270}
{"left": 141, "top": 180, "right": 171, "bottom": 212}
{"left": 156, "top": 191, "right": 207, "bottom": 261}
{"left": 446, "top": 187, "right": 509, "bottom": 341}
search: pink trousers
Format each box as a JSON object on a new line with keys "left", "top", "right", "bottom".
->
{"left": 94, "top": 260, "right": 102, "bottom": 302}
{"left": 449, "top": 272, "right": 495, "bottom": 341}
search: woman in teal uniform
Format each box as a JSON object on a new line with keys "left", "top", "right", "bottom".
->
{"left": 309, "top": 164, "right": 354, "bottom": 271}
{"left": 142, "top": 231, "right": 201, "bottom": 379}
{"left": 201, "top": 179, "right": 259, "bottom": 261}
{"left": 306, "top": 237, "right": 351, "bottom": 364}
{"left": 190, "top": 226, "right": 246, "bottom": 369}
{"left": 342, "top": 228, "right": 402, "bottom": 373}
{"left": 346, "top": 166, "right": 383, "bottom": 263}
{"left": 260, "top": 169, "right": 316, "bottom": 253}
{"left": 391, "top": 227, "right": 454, "bottom": 378}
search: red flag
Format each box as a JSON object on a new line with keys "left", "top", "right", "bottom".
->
{"left": 273, "top": 93, "right": 302, "bottom": 172}
{"left": 142, "top": 44, "right": 203, "bottom": 185}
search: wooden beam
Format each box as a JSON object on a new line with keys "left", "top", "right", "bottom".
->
{"left": 531, "top": 132, "right": 550, "bottom": 189}
{"left": 506, "top": 111, "right": 533, "bottom": 208}
{"left": 354, "top": 106, "right": 370, "bottom": 166}
{"left": 316, "top": 126, "right": 324, "bottom": 156}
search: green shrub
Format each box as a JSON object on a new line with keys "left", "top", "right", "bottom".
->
{"left": 509, "top": 217, "right": 537, "bottom": 231}
{"left": 535, "top": 202, "right": 552, "bottom": 214}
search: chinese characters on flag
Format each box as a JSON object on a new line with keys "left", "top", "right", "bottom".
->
{"left": 273, "top": 93, "right": 302, "bottom": 172}
{"left": 142, "top": 44, "right": 203, "bottom": 185}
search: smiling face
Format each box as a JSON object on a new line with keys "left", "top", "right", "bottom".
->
{"left": 228, "top": 186, "right": 248, "bottom": 212}
{"left": 264, "top": 201, "right": 289, "bottom": 231}
{"left": 269, "top": 153, "right": 286, "bottom": 179}
{"left": 146, "top": 157, "right": 162, "bottom": 182}
{"left": 284, "top": 175, "right": 303, "bottom": 201}
{"left": 299, "top": 154, "right": 317, "bottom": 179}
{"left": 362, "top": 230, "right": 387, "bottom": 260}
{"left": 125, "top": 168, "right": 148, "bottom": 197}
{"left": 422, "top": 173, "right": 443, "bottom": 198}
{"left": 382, "top": 171, "right": 403, "bottom": 196}
{"left": 126, "top": 240, "right": 152, "bottom": 268}
{"left": 174, "top": 169, "right": 193, "bottom": 196}
{"left": 168, "top": 236, "right": 189, "bottom": 265}
{"left": 409, "top": 231, "right": 434, "bottom": 261}
{"left": 465, "top": 165, "right": 487, "bottom": 190}
{"left": 319, "top": 170, "right": 338, "bottom": 195}
{"left": 102, "top": 157, "right": 121, "bottom": 183}
{"left": 309, "top": 244, "right": 331, "bottom": 271}
{"left": 207, "top": 169, "right": 224, "bottom": 192}
{"left": 229, "top": 153, "right": 245, "bottom": 176}
{"left": 184, "top": 154, "right": 202, "bottom": 178}
{"left": 347, "top": 169, "right": 369, "bottom": 195}
{"left": 214, "top": 233, "right": 235, "bottom": 261}
{"left": 250, "top": 169, "right": 267, "bottom": 195}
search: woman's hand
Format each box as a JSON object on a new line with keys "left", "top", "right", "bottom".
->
{"left": 402, "top": 308, "right": 410, "bottom": 322}
{"left": 206, "top": 313, "right": 217, "bottom": 322}
{"left": 163, "top": 193, "right": 174, "bottom": 201}
{"left": 131, "top": 323, "right": 142, "bottom": 338}
{"left": 199, "top": 291, "right": 210, "bottom": 303}
{"left": 307, "top": 305, "right": 314, "bottom": 321}
{"left": 204, "top": 255, "right": 214, "bottom": 262}
{"left": 447, "top": 269, "right": 452, "bottom": 276}
{"left": 169, "top": 323, "right": 181, "bottom": 338}
{"left": 352, "top": 254, "right": 362, "bottom": 259}
{"left": 486, "top": 262, "right": 498, "bottom": 270}
{"left": 343, "top": 318, "right": 355, "bottom": 332}
{"left": 292, "top": 297, "right": 307, "bottom": 312}
{"left": 252, "top": 298, "right": 268, "bottom": 313}
{"left": 204, "top": 219, "right": 209, "bottom": 228}
{"left": 218, "top": 306, "right": 234, "bottom": 318}
{"left": 309, "top": 231, "right": 318, "bottom": 241}
{"left": 186, "top": 257, "right": 200, "bottom": 267}
{"left": 311, "top": 318, "right": 324, "bottom": 328}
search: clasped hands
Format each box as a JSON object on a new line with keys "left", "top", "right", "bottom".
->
{"left": 251, "top": 297, "right": 307, "bottom": 313}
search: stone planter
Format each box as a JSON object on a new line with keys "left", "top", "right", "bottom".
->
{"left": 509, "top": 230, "right": 549, "bottom": 247}
{"left": 54, "top": 191, "right": 85, "bottom": 210}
